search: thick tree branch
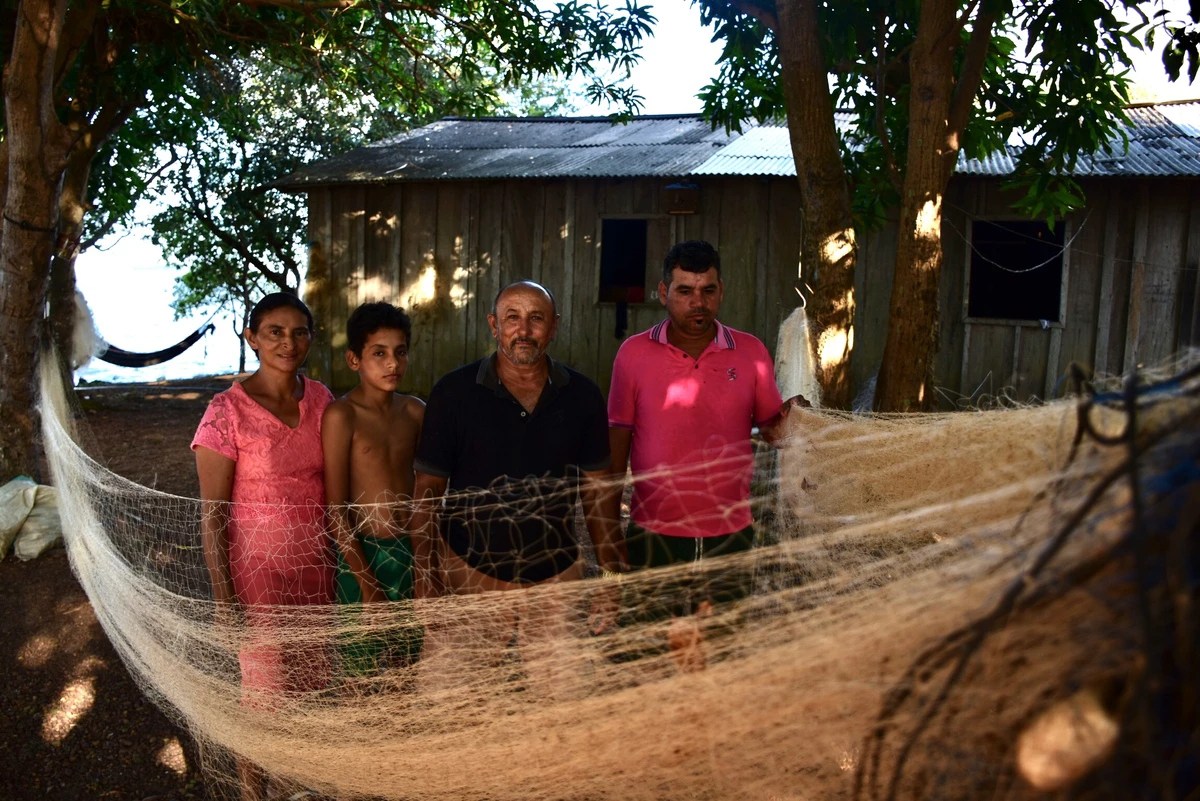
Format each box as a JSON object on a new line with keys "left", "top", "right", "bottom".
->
{"left": 873, "top": 14, "right": 902, "bottom": 190}
{"left": 80, "top": 150, "right": 179, "bottom": 251}
{"left": 948, "top": 4, "right": 1000, "bottom": 137}
{"left": 181, "top": 181, "right": 293, "bottom": 290}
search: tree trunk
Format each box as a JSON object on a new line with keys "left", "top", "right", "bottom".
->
{"left": 773, "top": 0, "right": 859, "bottom": 409}
{"left": 874, "top": 0, "right": 960, "bottom": 412}
{"left": 45, "top": 151, "right": 91, "bottom": 387}
{"left": 0, "top": 0, "right": 72, "bottom": 482}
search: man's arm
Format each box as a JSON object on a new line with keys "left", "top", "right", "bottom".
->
{"left": 410, "top": 471, "right": 448, "bottom": 599}
{"left": 597, "top": 426, "right": 633, "bottom": 570}
{"left": 322, "top": 403, "right": 385, "bottom": 603}
{"left": 759, "top": 394, "right": 810, "bottom": 446}
{"left": 583, "top": 465, "right": 627, "bottom": 573}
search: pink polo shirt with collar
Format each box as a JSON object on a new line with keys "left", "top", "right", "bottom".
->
{"left": 608, "top": 319, "right": 783, "bottom": 538}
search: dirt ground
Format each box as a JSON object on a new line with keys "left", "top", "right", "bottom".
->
{"left": 0, "top": 375, "right": 235, "bottom": 801}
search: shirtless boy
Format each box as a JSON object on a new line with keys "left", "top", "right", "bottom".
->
{"left": 323, "top": 301, "right": 425, "bottom": 673}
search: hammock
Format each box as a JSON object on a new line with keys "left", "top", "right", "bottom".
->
{"left": 97, "top": 322, "right": 216, "bottom": 368}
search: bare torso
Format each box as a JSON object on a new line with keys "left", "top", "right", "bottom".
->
{"left": 338, "top": 392, "right": 424, "bottom": 538}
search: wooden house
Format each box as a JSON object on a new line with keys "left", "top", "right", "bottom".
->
{"left": 278, "top": 102, "right": 1200, "bottom": 406}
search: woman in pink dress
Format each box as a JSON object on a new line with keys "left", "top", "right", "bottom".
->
{"left": 191, "top": 292, "right": 334, "bottom": 800}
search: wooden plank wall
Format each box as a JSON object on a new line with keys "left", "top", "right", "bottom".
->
{"left": 305, "top": 173, "right": 1197, "bottom": 405}
{"left": 306, "top": 176, "right": 803, "bottom": 396}
{"left": 923, "top": 176, "right": 1198, "bottom": 406}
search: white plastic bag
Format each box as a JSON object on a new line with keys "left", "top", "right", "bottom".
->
{"left": 0, "top": 476, "right": 37, "bottom": 559}
{"left": 13, "top": 484, "right": 62, "bottom": 560}
{"left": 0, "top": 477, "right": 63, "bottom": 560}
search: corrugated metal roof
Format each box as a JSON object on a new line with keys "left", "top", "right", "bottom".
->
{"left": 277, "top": 102, "right": 1200, "bottom": 188}
{"left": 279, "top": 115, "right": 740, "bottom": 186}
{"left": 956, "top": 101, "right": 1200, "bottom": 177}
{"left": 691, "top": 125, "right": 795, "bottom": 176}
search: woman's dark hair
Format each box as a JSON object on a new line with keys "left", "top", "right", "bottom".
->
{"left": 248, "top": 292, "right": 314, "bottom": 332}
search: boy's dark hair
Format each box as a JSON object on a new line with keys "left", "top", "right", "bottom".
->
{"left": 248, "top": 291, "right": 313, "bottom": 332}
{"left": 346, "top": 301, "right": 413, "bottom": 355}
{"left": 662, "top": 240, "right": 721, "bottom": 286}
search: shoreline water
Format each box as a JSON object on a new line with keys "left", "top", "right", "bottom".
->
{"left": 74, "top": 373, "right": 242, "bottom": 389}
{"left": 75, "top": 349, "right": 244, "bottom": 385}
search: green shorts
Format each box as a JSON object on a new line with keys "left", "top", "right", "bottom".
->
{"left": 336, "top": 534, "right": 423, "bottom": 676}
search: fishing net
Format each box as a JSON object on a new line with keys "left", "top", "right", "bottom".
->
{"left": 37, "top": 349, "right": 1199, "bottom": 801}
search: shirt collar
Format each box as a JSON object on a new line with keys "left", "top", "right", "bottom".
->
{"left": 649, "top": 319, "right": 736, "bottom": 350}
{"left": 476, "top": 352, "right": 570, "bottom": 393}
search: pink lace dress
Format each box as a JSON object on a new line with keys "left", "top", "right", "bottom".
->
{"left": 191, "top": 376, "right": 335, "bottom": 695}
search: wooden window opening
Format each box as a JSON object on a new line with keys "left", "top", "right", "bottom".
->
{"left": 966, "top": 219, "right": 1066, "bottom": 325}
{"left": 598, "top": 218, "right": 648, "bottom": 304}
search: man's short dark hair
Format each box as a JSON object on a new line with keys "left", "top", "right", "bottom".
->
{"left": 663, "top": 240, "right": 721, "bottom": 286}
{"left": 346, "top": 301, "right": 412, "bottom": 356}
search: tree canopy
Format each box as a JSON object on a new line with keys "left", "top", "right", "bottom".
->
{"left": 0, "top": 0, "right": 654, "bottom": 482}
{"left": 123, "top": 34, "right": 582, "bottom": 367}
{"left": 693, "top": 0, "right": 1196, "bottom": 410}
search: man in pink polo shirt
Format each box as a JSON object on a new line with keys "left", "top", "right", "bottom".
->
{"left": 606, "top": 240, "right": 792, "bottom": 667}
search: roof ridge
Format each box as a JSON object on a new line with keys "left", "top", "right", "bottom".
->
{"left": 1125, "top": 97, "right": 1200, "bottom": 108}
{"left": 439, "top": 113, "right": 706, "bottom": 122}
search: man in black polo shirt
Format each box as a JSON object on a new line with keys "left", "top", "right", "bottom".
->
{"left": 410, "top": 280, "right": 624, "bottom": 695}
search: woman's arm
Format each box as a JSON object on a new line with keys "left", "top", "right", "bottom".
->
{"left": 196, "top": 446, "right": 236, "bottom": 605}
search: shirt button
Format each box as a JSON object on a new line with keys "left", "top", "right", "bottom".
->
{"left": 521, "top": 411, "right": 527, "bottom": 417}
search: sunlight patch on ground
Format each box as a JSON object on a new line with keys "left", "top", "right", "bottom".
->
{"left": 41, "top": 676, "right": 95, "bottom": 745}
{"left": 17, "top": 633, "right": 56, "bottom": 669}
{"left": 157, "top": 737, "right": 189, "bottom": 775}
{"left": 147, "top": 391, "right": 205, "bottom": 401}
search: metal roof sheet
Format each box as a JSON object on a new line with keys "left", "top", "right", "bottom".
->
{"left": 280, "top": 115, "right": 740, "bottom": 186}
{"left": 278, "top": 102, "right": 1200, "bottom": 188}
{"left": 691, "top": 125, "right": 796, "bottom": 176}
{"left": 956, "top": 101, "right": 1200, "bottom": 177}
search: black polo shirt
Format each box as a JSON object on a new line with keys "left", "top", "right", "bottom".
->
{"left": 414, "top": 354, "right": 609, "bottom": 584}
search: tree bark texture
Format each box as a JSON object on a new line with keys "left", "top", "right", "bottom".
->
{"left": 774, "top": 0, "right": 858, "bottom": 409}
{"left": 874, "top": 0, "right": 960, "bottom": 411}
{"left": 47, "top": 146, "right": 97, "bottom": 381}
{"left": 0, "top": 0, "right": 72, "bottom": 481}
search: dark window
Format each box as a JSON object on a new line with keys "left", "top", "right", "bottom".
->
{"left": 1178, "top": 261, "right": 1200, "bottom": 348}
{"left": 599, "top": 219, "right": 647, "bottom": 303}
{"left": 968, "top": 220, "right": 1064, "bottom": 322}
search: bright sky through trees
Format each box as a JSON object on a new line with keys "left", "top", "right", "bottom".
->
{"left": 75, "top": 0, "right": 1194, "bottom": 384}
{"left": 75, "top": 1, "right": 723, "bottom": 383}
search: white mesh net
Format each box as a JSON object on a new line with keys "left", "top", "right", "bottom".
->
{"left": 38, "top": 351, "right": 1200, "bottom": 801}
